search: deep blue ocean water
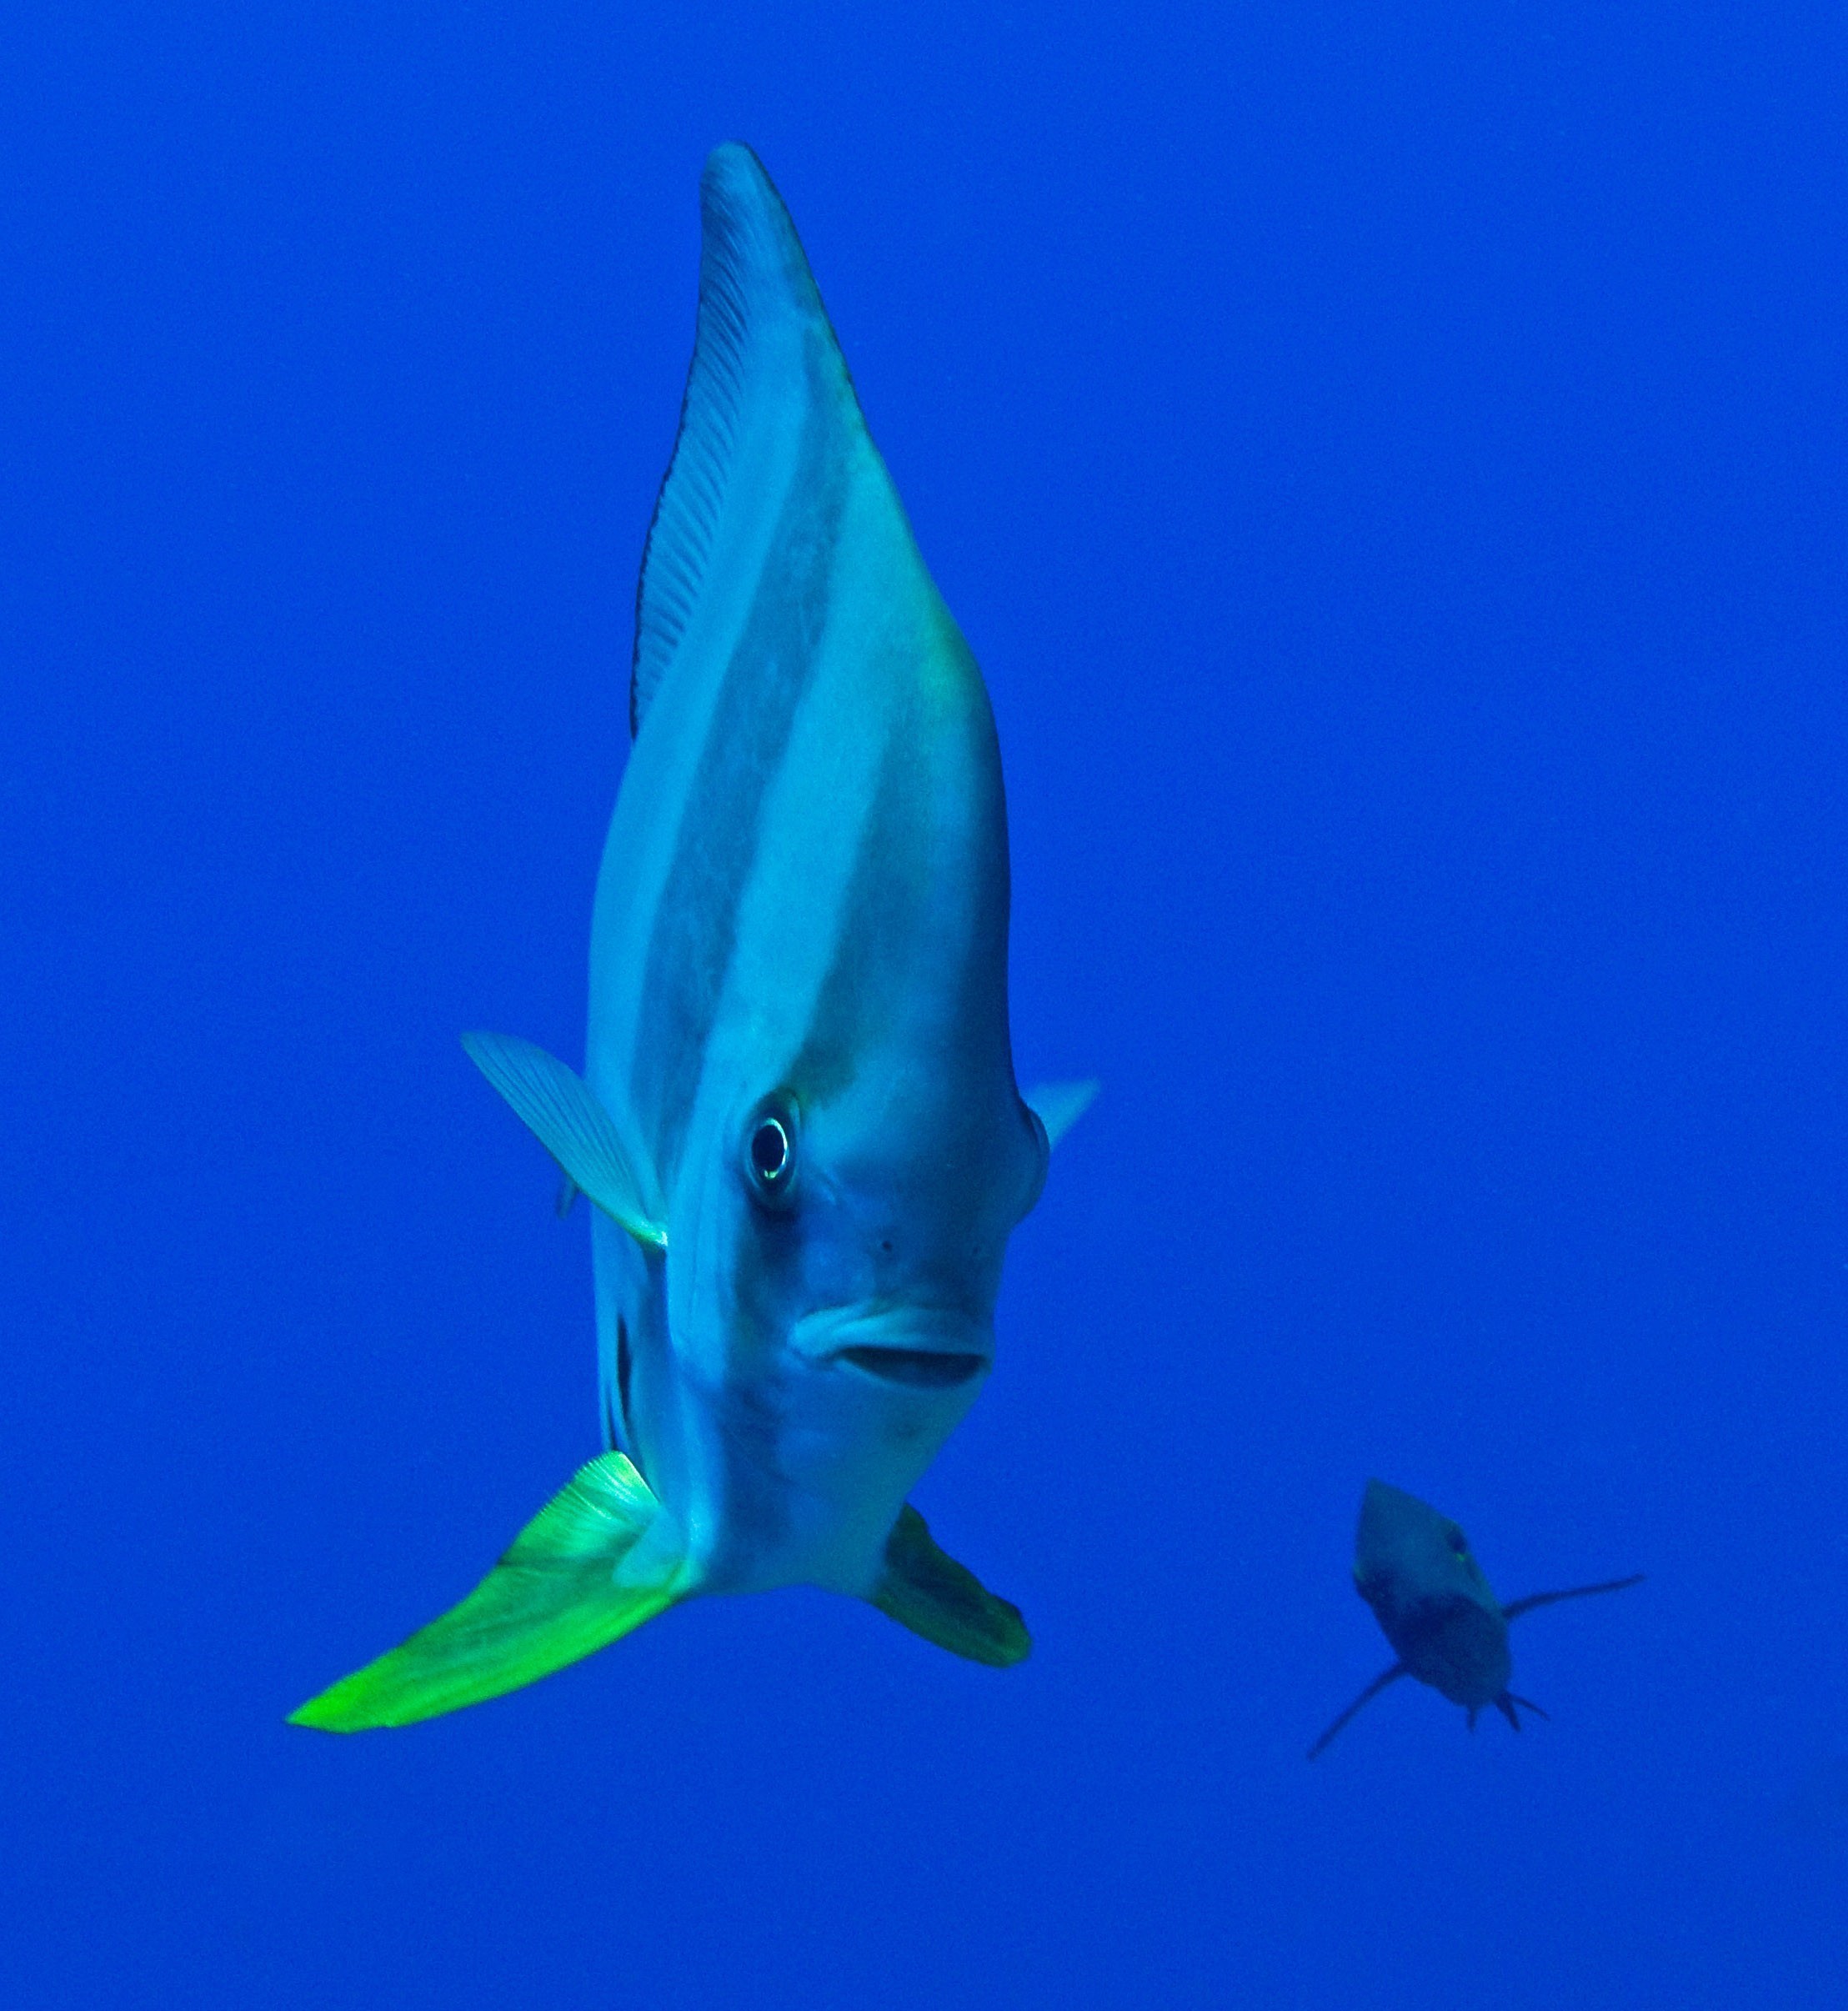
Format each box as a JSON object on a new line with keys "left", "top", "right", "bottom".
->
{"left": 5, "top": 4, "right": 1846, "bottom": 2004}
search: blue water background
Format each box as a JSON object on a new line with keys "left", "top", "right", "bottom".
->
{"left": 4, "top": 5, "right": 1845, "bottom": 2003}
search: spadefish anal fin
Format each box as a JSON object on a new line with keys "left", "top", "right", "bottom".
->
{"left": 289, "top": 1453, "right": 684, "bottom": 1732}
{"left": 462, "top": 1031, "right": 666, "bottom": 1249}
{"left": 1307, "top": 1662, "right": 1407, "bottom": 1760}
{"left": 868, "top": 1506, "right": 1030, "bottom": 1667}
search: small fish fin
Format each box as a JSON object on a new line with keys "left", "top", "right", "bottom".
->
{"left": 867, "top": 1505, "right": 1031, "bottom": 1668}
{"left": 462, "top": 1031, "right": 667, "bottom": 1250}
{"left": 1501, "top": 1573, "right": 1644, "bottom": 1622}
{"left": 1025, "top": 1079, "right": 1099, "bottom": 1149}
{"left": 631, "top": 143, "right": 849, "bottom": 738}
{"left": 1502, "top": 1692, "right": 1549, "bottom": 1728}
{"left": 289, "top": 1453, "right": 686, "bottom": 1732}
{"left": 1306, "top": 1661, "right": 1406, "bottom": 1759}
{"left": 554, "top": 1170, "right": 580, "bottom": 1218}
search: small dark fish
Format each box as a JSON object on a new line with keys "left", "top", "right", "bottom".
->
{"left": 1309, "top": 1479, "right": 1642, "bottom": 1759}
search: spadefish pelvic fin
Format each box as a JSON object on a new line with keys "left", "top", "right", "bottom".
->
{"left": 868, "top": 1506, "right": 1031, "bottom": 1667}
{"left": 288, "top": 1453, "right": 684, "bottom": 1732}
{"left": 1307, "top": 1661, "right": 1408, "bottom": 1759}
{"left": 462, "top": 1031, "right": 666, "bottom": 1249}
{"left": 1500, "top": 1573, "right": 1644, "bottom": 1622}
{"left": 1024, "top": 1080, "right": 1099, "bottom": 1149}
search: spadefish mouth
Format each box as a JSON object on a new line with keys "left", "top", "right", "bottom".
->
{"left": 835, "top": 1346, "right": 990, "bottom": 1388}
{"left": 794, "top": 1301, "right": 994, "bottom": 1388}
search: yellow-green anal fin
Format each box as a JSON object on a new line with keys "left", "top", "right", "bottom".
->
{"left": 289, "top": 1453, "right": 685, "bottom": 1732}
{"left": 868, "top": 1505, "right": 1030, "bottom": 1667}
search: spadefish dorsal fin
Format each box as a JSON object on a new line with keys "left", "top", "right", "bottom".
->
{"left": 868, "top": 1505, "right": 1031, "bottom": 1667}
{"left": 462, "top": 1031, "right": 666, "bottom": 1248}
{"left": 1307, "top": 1661, "right": 1407, "bottom": 1759}
{"left": 288, "top": 1453, "right": 687, "bottom": 1731}
{"left": 631, "top": 143, "right": 850, "bottom": 738}
{"left": 1501, "top": 1573, "right": 1644, "bottom": 1622}
{"left": 1025, "top": 1080, "right": 1099, "bottom": 1149}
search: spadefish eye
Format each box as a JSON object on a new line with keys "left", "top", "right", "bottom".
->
{"left": 742, "top": 1096, "right": 799, "bottom": 1207}
{"left": 751, "top": 1116, "right": 790, "bottom": 1183}
{"left": 1447, "top": 1530, "right": 1470, "bottom": 1555}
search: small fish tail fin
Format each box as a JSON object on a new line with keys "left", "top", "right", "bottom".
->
{"left": 1501, "top": 1691, "right": 1549, "bottom": 1729}
{"left": 1501, "top": 1573, "right": 1645, "bottom": 1623}
{"left": 289, "top": 1453, "right": 689, "bottom": 1732}
{"left": 867, "top": 1505, "right": 1030, "bottom": 1667}
{"left": 1306, "top": 1662, "right": 1406, "bottom": 1760}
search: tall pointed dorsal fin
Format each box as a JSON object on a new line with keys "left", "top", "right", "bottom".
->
{"left": 631, "top": 143, "right": 854, "bottom": 738}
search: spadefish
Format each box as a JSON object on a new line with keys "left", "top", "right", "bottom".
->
{"left": 292, "top": 144, "right": 1094, "bottom": 1732}
{"left": 1308, "top": 1480, "right": 1642, "bottom": 1759}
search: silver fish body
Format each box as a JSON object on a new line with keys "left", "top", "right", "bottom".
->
{"left": 290, "top": 143, "right": 1082, "bottom": 1734}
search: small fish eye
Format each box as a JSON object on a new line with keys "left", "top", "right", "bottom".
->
{"left": 1448, "top": 1531, "right": 1470, "bottom": 1555}
{"left": 751, "top": 1117, "right": 790, "bottom": 1182}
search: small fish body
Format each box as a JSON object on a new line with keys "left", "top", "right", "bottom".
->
{"left": 1353, "top": 1478, "right": 1515, "bottom": 1712}
{"left": 291, "top": 144, "right": 1094, "bottom": 1733}
{"left": 1308, "top": 1479, "right": 1641, "bottom": 1758}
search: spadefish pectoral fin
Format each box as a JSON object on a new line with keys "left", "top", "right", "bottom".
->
{"left": 867, "top": 1505, "right": 1030, "bottom": 1668}
{"left": 462, "top": 1031, "right": 666, "bottom": 1250}
{"left": 1307, "top": 1661, "right": 1408, "bottom": 1760}
{"left": 289, "top": 1454, "right": 687, "bottom": 1732}
{"left": 1025, "top": 1080, "right": 1099, "bottom": 1149}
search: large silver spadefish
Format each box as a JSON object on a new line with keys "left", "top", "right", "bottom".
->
{"left": 292, "top": 144, "right": 1094, "bottom": 1731}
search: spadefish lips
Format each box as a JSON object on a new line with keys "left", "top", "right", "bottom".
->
{"left": 835, "top": 1346, "right": 990, "bottom": 1388}
{"left": 793, "top": 1301, "right": 994, "bottom": 1387}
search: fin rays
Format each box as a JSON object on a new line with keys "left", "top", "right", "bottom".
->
{"left": 289, "top": 1454, "right": 684, "bottom": 1732}
{"left": 868, "top": 1505, "right": 1030, "bottom": 1667}
{"left": 631, "top": 143, "right": 842, "bottom": 736}
{"left": 463, "top": 1031, "right": 666, "bottom": 1248}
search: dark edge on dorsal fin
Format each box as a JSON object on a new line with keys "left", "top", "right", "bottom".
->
{"left": 1501, "top": 1573, "right": 1645, "bottom": 1623}
{"left": 1307, "top": 1662, "right": 1406, "bottom": 1760}
{"left": 630, "top": 143, "right": 832, "bottom": 740}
